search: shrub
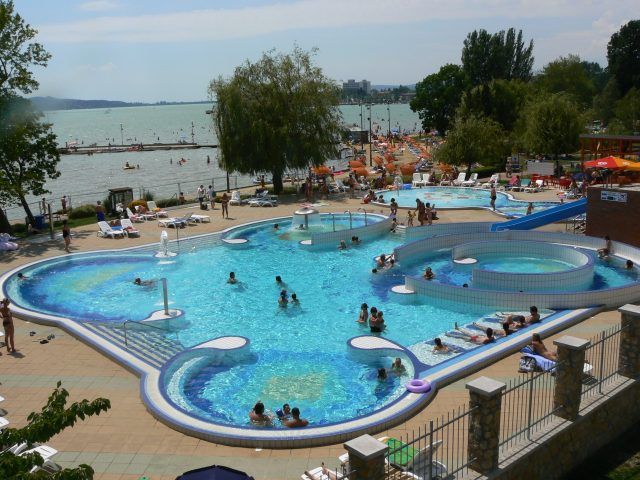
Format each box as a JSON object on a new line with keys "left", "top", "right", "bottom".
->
{"left": 69, "top": 204, "right": 96, "bottom": 219}
{"left": 128, "top": 199, "right": 148, "bottom": 211}
{"left": 155, "top": 198, "right": 179, "bottom": 208}
{"left": 472, "top": 165, "right": 500, "bottom": 178}
{"left": 143, "top": 190, "right": 155, "bottom": 201}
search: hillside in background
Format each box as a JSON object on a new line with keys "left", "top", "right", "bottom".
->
{"left": 29, "top": 96, "right": 210, "bottom": 111}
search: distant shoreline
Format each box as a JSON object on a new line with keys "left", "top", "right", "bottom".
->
{"left": 29, "top": 96, "right": 212, "bottom": 112}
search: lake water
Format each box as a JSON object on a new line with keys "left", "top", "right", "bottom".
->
{"left": 6, "top": 103, "right": 420, "bottom": 221}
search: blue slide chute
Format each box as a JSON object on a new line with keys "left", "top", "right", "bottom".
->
{"left": 491, "top": 198, "right": 587, "bottom": 232}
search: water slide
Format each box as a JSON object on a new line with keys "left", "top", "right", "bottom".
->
{"left": 491, "top": 198, "right": 587, "bottom": 232}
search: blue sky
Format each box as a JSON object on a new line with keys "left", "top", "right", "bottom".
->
{"left": 15, "top": 0, "right": 637, "bottom": 102}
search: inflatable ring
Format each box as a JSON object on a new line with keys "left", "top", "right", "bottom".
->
{"left": 406, "top": 379, "right": 431, "bottom": 394}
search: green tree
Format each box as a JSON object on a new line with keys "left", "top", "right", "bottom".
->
{"left": 209, "top": 47, "right": 342, "bottom": 194}
{"left": 0, "top": 0, "right": 51, "bottom": 96}
{"left": 607, "top": 20, "right": 640, "bottom": 95}
{"left": 522, "top": 93, "right": 583, "bottom": 158}
{"left": 592, "top": 77, "right": 621, "bottom": 124}
{"left": 435, "top": 115, "right": 507, "bottom": 174}
{"left": 535, "top": 55, "right": 595, "bottom": 107}
{"left": 0, "top": 382, "right": 110, "bottom": 478}
{"left": 458, "top": 79, "right": 531, "bottom": 132}
{"left": 0, "top": 96, "right": 61, "bottom": 227}
{"left": 611, "top": 87, "right": 640, "bottom": 134}
{"left": 410, "top": 64, "right": 468, "bottom": 134}
{"left": 461, "top": 28, "right": 534, "bottom": 86}
{"left": 581, "top": 61, "right": 609, "bottom": 93}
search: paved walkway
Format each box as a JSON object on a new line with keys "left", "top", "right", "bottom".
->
{"left": 0, "top": 189, "right": 617, "bottom": 480}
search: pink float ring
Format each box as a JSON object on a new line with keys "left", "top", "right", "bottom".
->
{"left": 406, "top": 379, "right": 431, "bottom": 394}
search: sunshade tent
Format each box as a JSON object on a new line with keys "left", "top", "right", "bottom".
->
{"left": 176, "top": 465, "right": 255, "bottom": 480}
{"left": 583, "top": 156, "right": 639, "bottom": 170}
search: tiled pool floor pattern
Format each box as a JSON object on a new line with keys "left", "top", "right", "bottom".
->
{"left": 0, "top": 308, "right": 620, "bottom": 480}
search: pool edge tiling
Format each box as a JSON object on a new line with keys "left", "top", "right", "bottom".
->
{"left": 0, "top": 217, "right": 635, "bottom": 448}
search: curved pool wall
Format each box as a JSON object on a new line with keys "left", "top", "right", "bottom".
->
{"left": 394, "top": 229, "right": 640, "bottom": 310}
{"left": 452, "top": 240, "right": 594, "bottom": 292}
{"left": 0, "top": 216, "right": 635, "bottom": 448}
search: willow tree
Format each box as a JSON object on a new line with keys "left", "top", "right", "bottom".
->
{"left": 209, "top": 47, "right": 342, "bottom": 194}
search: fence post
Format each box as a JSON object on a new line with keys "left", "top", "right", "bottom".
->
{"left": 344, "top": 434, "right": 388, "bottom": 480}
{"left": 466, "top": 376, "right": 506, "bottom": 475}
{"left": 617, "top": 304, "right": 640, "bottom": 378}
{"left": 553, "top": 335, "right": 590, "bottom": 421}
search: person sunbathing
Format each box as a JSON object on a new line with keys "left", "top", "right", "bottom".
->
{"left": 455, "top": 325, "right": 495, "bottom": 345}
{"left": 474, "top": 321, "right": 519, "bottom": 336}
{"left": 501, "top": 306, "right": 540, "bottom": 326}
{"left": 531, "top": 333, "right": 557, "bottom": 361}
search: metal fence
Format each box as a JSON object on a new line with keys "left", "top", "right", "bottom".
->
{"left": 498, "top": 368, "right": 560, "bottom": 455}
{"left": 581, "top": 324, "right": 625, "bottom": 404}
{"left": 383, "top": 404, "right": 476, "bottom": 480}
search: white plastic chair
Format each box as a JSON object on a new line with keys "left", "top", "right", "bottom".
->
{"left": 126, "top": 208, "right": 145, "bottom": 223}
{"left": 411, "top": 173, "right": 424, "bottom": 188}
{"left": 462, "top": 173, "right": 479, "bottom": 186}
{"left": 452, "top": 172, "right": 467, "bottom": 186}
{"left": 120, "top": 219, "right": 140, "bottom": 237}
{"left": 146, "top": 201, "right": 168, "bottom": 218}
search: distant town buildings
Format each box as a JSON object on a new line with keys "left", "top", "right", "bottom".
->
{"left": 342, "top": 79, "right": 371, "bottom": 97}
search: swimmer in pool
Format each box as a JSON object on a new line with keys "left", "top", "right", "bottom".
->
{"left": 433, "top": 337, "right": 450, "bottom": 353}
{"left": 278, "top": 289, "right": 289, "bottom": 306}
{"left": 133, "top": 277, "right": 155, "bottom": 286}
{"left": 227, "top": 272, "right": 237, "bottom": 284}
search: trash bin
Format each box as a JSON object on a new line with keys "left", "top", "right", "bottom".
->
{"left": 34, "top": 215, "right": 46, "bottom": 230}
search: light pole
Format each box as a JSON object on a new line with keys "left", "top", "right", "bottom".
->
{"left": 191, "top": 121, "right": 195, "bottom": 144}
{"left": 387, "top": 102, "right": 391, "bottom": 138}
{"left": 359, "top": 101, "right": 364, "bottom": 151}
{"left": 120, "top": 123, "right": 124, "bottom": 146}
{"left": 367, "top": 103, "right": 373, "bottom": 167}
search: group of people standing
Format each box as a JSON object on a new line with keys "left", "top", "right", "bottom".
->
{"left": 357, "top": 303, "right": 386, "bottom": 333}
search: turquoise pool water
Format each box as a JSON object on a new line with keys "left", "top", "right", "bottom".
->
{"left": 403, "top": 249, "right": 638, "bottom": 290}
{"left": 379, "top": 187, "right": 558, "bottom": 216}
{"left": 7, "top": 215, "right": 491, "bottom": 428}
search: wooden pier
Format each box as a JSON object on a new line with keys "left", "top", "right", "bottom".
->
{"left": 59, "top": 142, "right": 218, "bottom": 155}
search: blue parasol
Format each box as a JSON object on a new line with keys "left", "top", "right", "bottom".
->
{"left": 175, "top": 465, "right": 255, "bottom": 480}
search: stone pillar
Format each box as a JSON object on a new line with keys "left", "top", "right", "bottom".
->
{"left": 344, "top": 434, "right": 388, "bottom": 480}
{"left": 618, "top": 304, "right": 640, "bottom": 378}
{"left": 466, "top": 376, "right": 506, "bottom": 475}
{"left": 553, "top": 335, "right": 590, "bottom": 421}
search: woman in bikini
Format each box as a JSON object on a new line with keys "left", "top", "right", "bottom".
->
{"left": 1, "top": 298, "right": 16, "bottom": 353}
{"left": 531, "top": 333, "right": 557, "bottom": 361}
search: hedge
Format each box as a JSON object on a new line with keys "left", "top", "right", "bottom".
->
{"left": 68, "top": 204, "right": 96, "bottom": 219}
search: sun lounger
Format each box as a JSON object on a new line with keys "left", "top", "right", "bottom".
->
{"left": 97, "top": 221, "right": 125, "bottom": 239}
{"left": 452, "top": 172, "right": 467, "bottom": 186}
{"left": 120, "top": 219, "right": 140, "bottom": 237}
{"left": 422, "top": 173, "right": 435, "bottom": 186}
{"left": 462, "top": 173, "right": 479, "bottom": 187}
{"left": 126, "top": 207, "right": 145, "bottom": 223}
{"left": 411, "top": 173, "right": 424, "bottom": 188}
{"left": 481, "top": 174, "right": 499, "bottom": 188}
{"left": 191, "top": 214, "right": 211, "bottom": 223}
{"left": 248, "top": 191, "right": 278, "bottom": 207}
{"left": 229, "top": 190, "right": 245, "bottom": 206}
{"left": 512, "top": 178, "right": 531, "bottom": 192}
{"left": 147, "top": 201, "right": 169, "bottom": 218}
{"left": 158, "top": 213, "right": 194, "bottom": 228}
{"left": 0, "top": 417, "right": 9, "bottom": 430}
{"left": 524, "top": 179, "right": 544, "bottom": 193}
{"left": 301, "top": 466, "right": 344, "bottom": 480}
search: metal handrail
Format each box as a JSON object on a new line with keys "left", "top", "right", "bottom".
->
{"left": 357, "top": 207, "right": 368, "bottom": 225}
{"left": 344, "top": 210, "right": 352, "bottom": 229}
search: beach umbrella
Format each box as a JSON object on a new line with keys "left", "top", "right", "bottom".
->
{"left": 583, "top": 156, "right": 637, "bottom": 170}
{"left": 353, "top": 167, "right": 371, "bottom": 177}
{"left": 313, "top": 166, "right": 332, "bottom": 175}
{"left": 384, "top": 163, "right": 397, "bottom": 173}
{"left": 175, "top": 465, "right": 255, "bottom": 480}
{"left": 349, "top": 160, "right": 365, "bottom": 168}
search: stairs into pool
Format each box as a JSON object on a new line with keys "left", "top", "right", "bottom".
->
{"left": 82, "top": 322, "right": 184, "bottom": 369}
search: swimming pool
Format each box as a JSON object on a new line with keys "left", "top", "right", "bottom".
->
{"left": 377, "top": 187, "right": 558, "bottom": 216}
{"left": 4, "top": 215, "right": 490, "bottom": 429}
{"left": 5, "top": 215, "right": 640, "bottom": 446}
